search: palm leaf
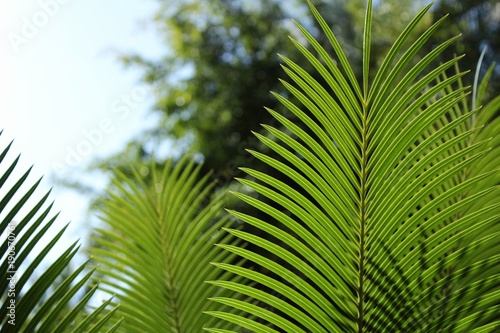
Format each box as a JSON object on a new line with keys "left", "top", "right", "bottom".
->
{"left": 0, "top": 131, "right": 117, "bottom": 332}
{"left": 92, "top": 156, "right": 244, "bottom": 332}
{"left": 207, "top": 1, "right": 499, "bottom": 332}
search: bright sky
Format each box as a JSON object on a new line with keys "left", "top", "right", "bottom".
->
{"left": 0, "top": 0, "right": 163, "bottom": 255}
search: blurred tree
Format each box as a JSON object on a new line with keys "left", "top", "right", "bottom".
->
{"left": 105, "top": 0, "right": 307, "bottom": 184}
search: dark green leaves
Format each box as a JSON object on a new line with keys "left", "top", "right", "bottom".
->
{"left": 0, "top": 131, "right": 117, "bottom": 332}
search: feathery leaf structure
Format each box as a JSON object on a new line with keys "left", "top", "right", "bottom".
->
{"left": 0, "top": 131, "right": 118, "bottom": 333}
{"left": 207, "top": 1, "right": 500, "bottom": 331}
{"left": 93, "top": 156, "right": 244, "bottom": 332}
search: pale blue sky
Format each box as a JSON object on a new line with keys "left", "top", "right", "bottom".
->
{"left": 0, "top": 0, "right": 165, "bottom": 251}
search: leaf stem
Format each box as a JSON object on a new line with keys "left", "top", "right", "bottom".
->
{"left": 358, "top": 102, "right": 369, "bottom": 333}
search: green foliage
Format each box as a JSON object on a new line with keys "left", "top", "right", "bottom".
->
{"left": 115, "top": 0, "right": 301, "bottom": 180}
{"left": 2, "top": 1, "right": 499, "bottom": 332}
{"left": 0, "top": 131, "right": 118, "bottom": 332}
{"left": 91, "top": 156, "right": 244, "bottom": 332}
{"left": 206, "top": 1, "right": 500, "bottom": 331}
{"left": 91, "top": 2, "right": 499, "bottom": 263}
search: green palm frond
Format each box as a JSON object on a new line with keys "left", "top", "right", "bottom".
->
{"left": 0, "top": 131, "right": 118, "bottom": 333}
{"left": 92, "top": 156, "right": 244, "bottom": 332}
{"left": 207, "top": 1, "right": 499, "bottom": 332}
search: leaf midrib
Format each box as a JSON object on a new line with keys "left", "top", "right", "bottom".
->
{"left": 358, "top": 101, "right": 369, "bottom": 333}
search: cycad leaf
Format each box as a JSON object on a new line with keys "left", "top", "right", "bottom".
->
{"left": 0, "top": 131, "right": 117, "bottom": 332}
{"left": 207, "top": 1, "right": 499, "bottom": 332}
{"left": 92, "top": 156, "right": 244, "bottom": 332}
